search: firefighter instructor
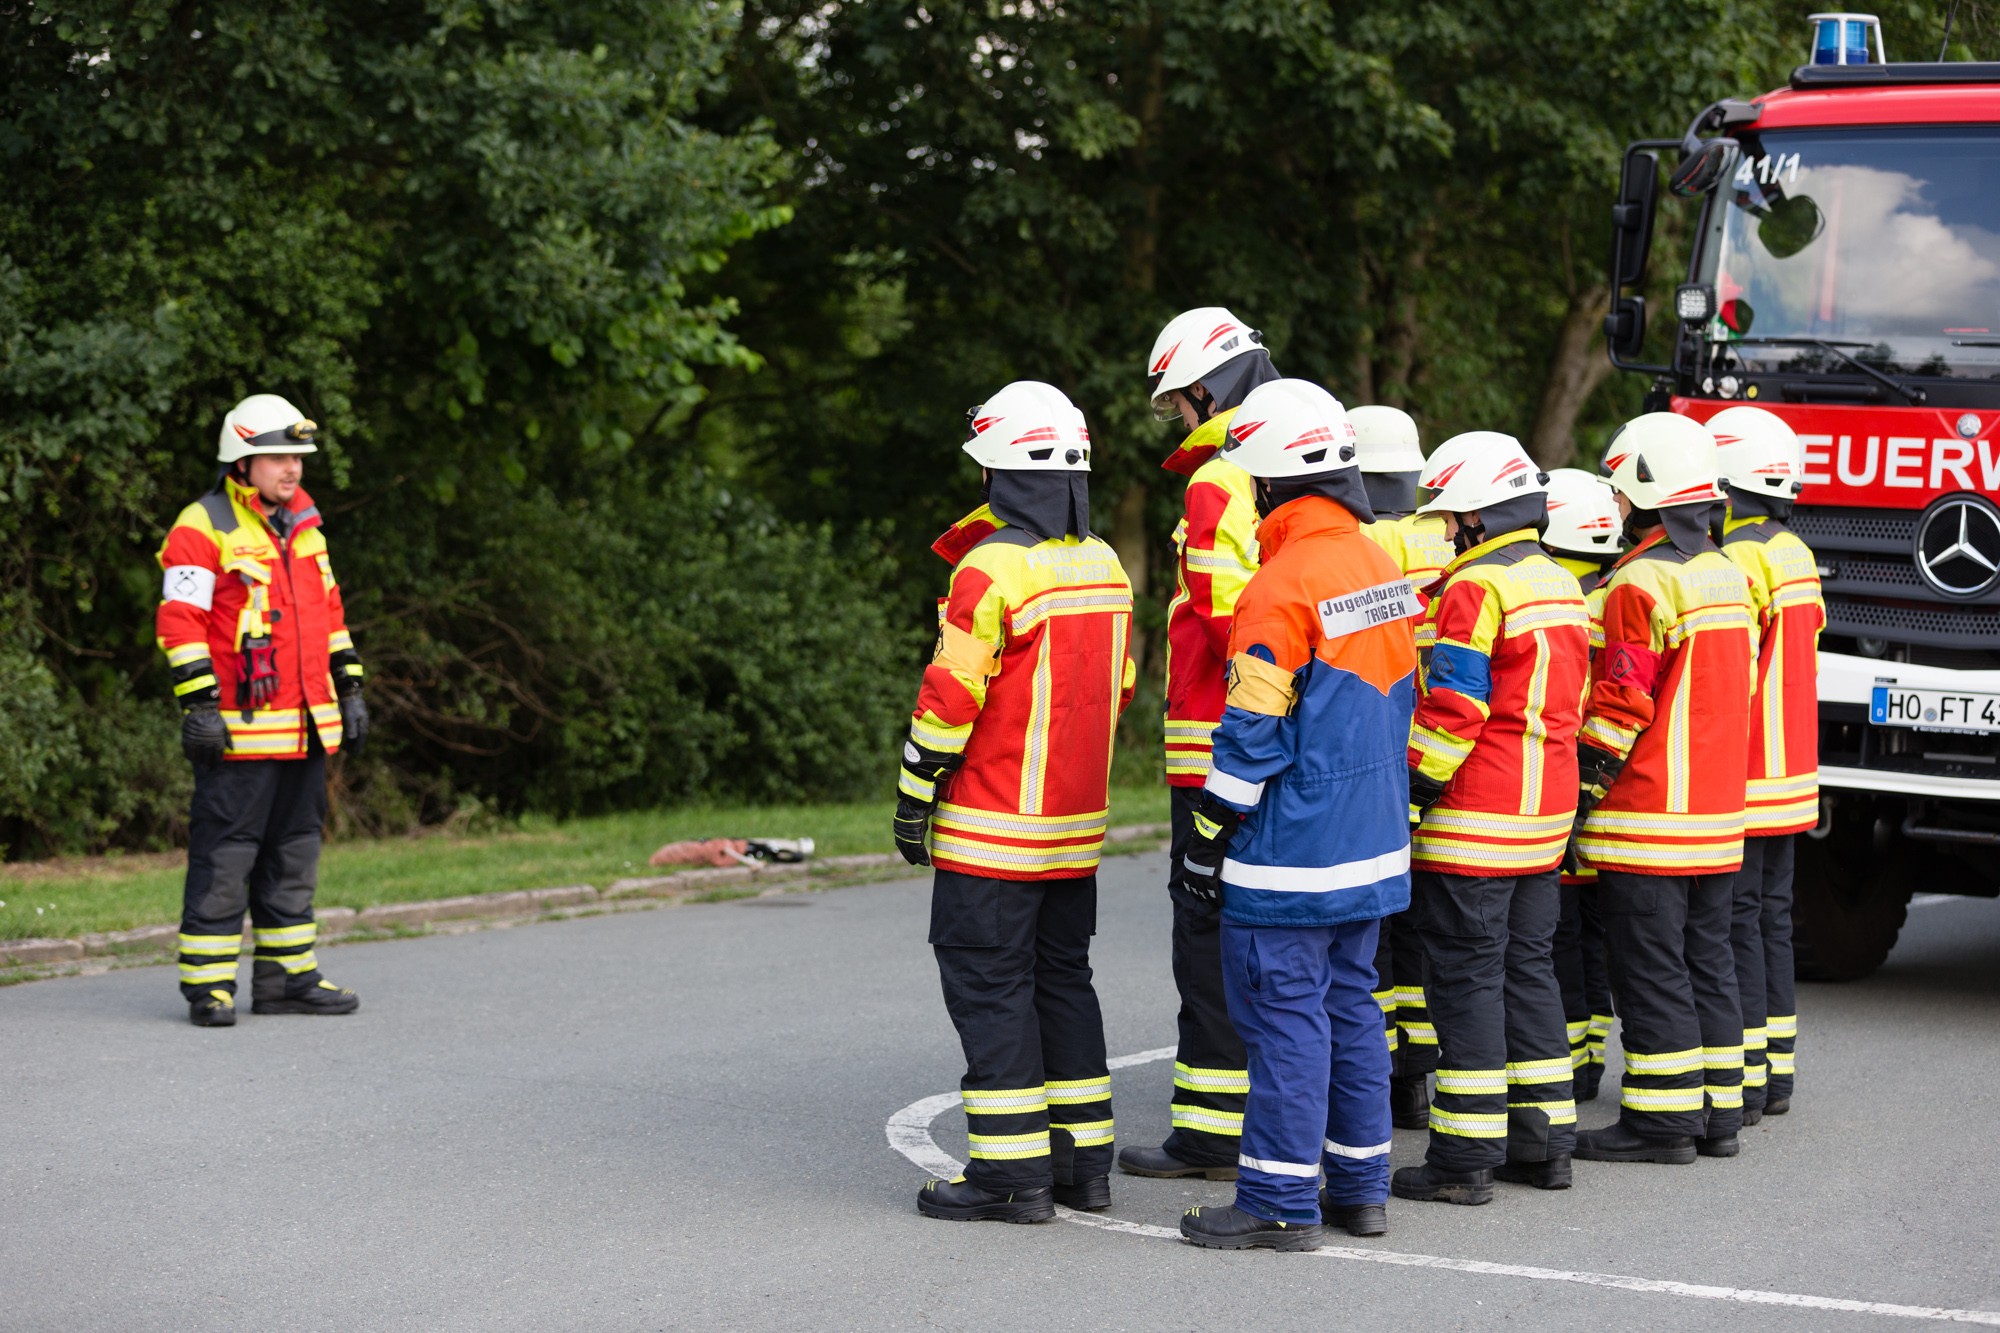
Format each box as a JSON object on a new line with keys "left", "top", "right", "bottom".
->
{"left": 157, "top": 394, "right": 368, "bottom": 1027}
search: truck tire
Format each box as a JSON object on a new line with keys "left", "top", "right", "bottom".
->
{"left": 1792, "top": 819, "right": 1912, "bottom": 983}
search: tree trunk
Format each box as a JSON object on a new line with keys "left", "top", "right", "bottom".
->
{"left": 1528, "top": 285, "right": 1614, "bottom": 469}
{"left": 1109, "top": 482, "right": 1151, "bottom": 677}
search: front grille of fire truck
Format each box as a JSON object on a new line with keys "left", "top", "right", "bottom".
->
{"left": 1795, "top": 506, "right": 2000, "bottom": 778}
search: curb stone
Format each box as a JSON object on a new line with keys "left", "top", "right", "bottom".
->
{"left": 0, "top": 824, "right": 1170, "bottom": 984}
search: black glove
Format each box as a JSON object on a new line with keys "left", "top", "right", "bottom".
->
{"left": 1577, "top": 742, "right": 1625, "bottom": 802}
{"left": 1178, "top": 792, "right": 1243, "bottom": 906}
{"left": 892, "top": 740, "right": 963, "bottom": 867}
{"left": 893, "top": 795, "right": 935, "bottom": 867}
{"left": 1408, "top": 767, "right": 1448, "bottom": 825}
{"left": 339, "top": 691, "right": 370, "bottom": 753}
{"left": 181, "top": 704, "right": 229, "bottom": 768}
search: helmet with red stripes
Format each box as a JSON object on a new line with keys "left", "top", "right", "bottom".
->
{"left": 1415, "top": 432, "right": 1546, "bottom": 516}
{"left": 1144, "top": 307, "right": 1263, "bottom": 420}
{"left": 962, "top": 381, "right": 1092, "bottom": 471}
{"left": 1601, "top": 412, "right": 1724, "bottom": 510}
{"left": 1709, "top": 405, "right": 1805, "bottom": 499}
{"left": 1215, "top": 379, "right": 1358, "bottom": 479}
{"left": 1543, "top": 467, "right": 1624, "bottom": 557}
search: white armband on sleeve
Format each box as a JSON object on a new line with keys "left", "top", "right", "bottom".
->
{"left": 162, "top": 565, "right": 217, "bottom": 610}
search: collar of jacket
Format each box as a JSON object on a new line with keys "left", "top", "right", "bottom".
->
{"left": 1158, "top": 407, "right": 1238, "bottom": 477}
{"left": 224, "top": 476, "right": 322, "bottom": 534}
{"left": 932, "top": 503, "right": 1005, "bottom": 565}
{"left": 1253, "top": 493, "right": 1361, "bottom": 562}
{"left": 1724, "top": 512, "right": 1771, "bottom": 536}
{"left": 1608, "top": 525, "right": 1672, "bottom": 573}
{"left": 1439, "top": 528, "right": 1540, "bottom": 579}
{"left": 1551, "top": 552, "right": 1608, "bottom": 582}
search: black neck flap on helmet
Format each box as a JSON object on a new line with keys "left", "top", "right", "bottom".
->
{"left": 1448, "top": 491, "right": 1549, "bottom": 556}
{"left": 1725, "top": 483, "right": 1791, "bottom": 522}
{"left": 1628, "top": 499, "right": 1723, "bottom": 555}
{"left": 1362, "top": 470, "right": 1421, "bottom": 519}
{"left": 1197, "top": 348, "right": 1282, "bottom": 418}
{"left": 986, "top": 469, "right": 1092, "bottom": 542}
{"left": 1255, "top": 466, "right": 1375, "bottom": 525}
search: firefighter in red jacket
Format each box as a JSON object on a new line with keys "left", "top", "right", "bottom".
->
{"left": 1353, "top": 405, "right": 1455, "bottom": 1131}
{"left": 1122, "top": 307, "right": 1279, "bottom": 1182}
{"left": 895, "top": 380, "right": 1137, "bottom": 1223}
{"left": 1392, "top": 433, "right": 1591, "bottom": 1206}
{"left": 1542, "top": 468, "right": 1624, "bottom": 1101}
{"left": 1711, "top": 406, "right": 1824, "bottom": 1120}
{"left": 156, "top": 394, "right": 367, "bottom": 1027}
{"left": 1568, "top": 413, "right": 1756, "bottom": 1165}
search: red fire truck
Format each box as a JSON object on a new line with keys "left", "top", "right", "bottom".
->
{"left": 1607, "top": 14, "right": 2000, "bottom": 978}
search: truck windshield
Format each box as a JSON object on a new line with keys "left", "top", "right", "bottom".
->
{"left": 1699, "top": 126, "right": 2000, "bottom": 380}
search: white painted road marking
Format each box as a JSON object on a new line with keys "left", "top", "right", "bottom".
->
{"left": 887, "top": 1048, "right": 2000, "bottom": 1326}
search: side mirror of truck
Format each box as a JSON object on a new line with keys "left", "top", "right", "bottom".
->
{"left": 1669, "top": 137, "right": 1739, "bottom": 198}
{"left": 1611, "top": 150, "right": 1660, "bottom": 291}
{"left": 1605, "top": 295, "right": 1648, "bottom": 362}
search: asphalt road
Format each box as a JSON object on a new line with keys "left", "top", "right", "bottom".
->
{"left": 5, "top": 851, "right": 1999, "bottom": 1331}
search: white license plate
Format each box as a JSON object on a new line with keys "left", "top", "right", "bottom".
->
{"left": 1871, "top": 684, "right": 2000, "bottom": 734}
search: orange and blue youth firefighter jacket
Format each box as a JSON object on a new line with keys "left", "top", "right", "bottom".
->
{"left": 155, "top": 479, "right": 357, "bottom": 761}
{"left": 1205, "top": 497, "right": 1420, "bottom": 927}
{"left": 1365, "top": 512, "right": 1455, "bottom": 651}
{"left": 908, "top": 506, "right": 1137, "bottom": 881}
{"left": 1576, "top": 529, "right": 1757, "bottom": 876}
{"left": 1409, "top": 532, "right": 1593, "bottom": 877}
{"left": 1162, "top": 411, "right": 1259, "bottom": 787}
{"left": 1723, "top": 516, "right": 1826, "bottom": 836}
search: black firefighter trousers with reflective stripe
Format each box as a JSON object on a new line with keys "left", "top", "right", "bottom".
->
{"left": 931, "top": 869, "right": 1112, "bottom": 1192}
{"left": 1598, "top": 870, "right": 1743, "bottom": 1140}
{"left": 1412, "top": 869, "right": 1575, "bottom": 1171}
{"left": 1553, "top": 881, "right": 1615, "bottom": 1078}
{"left": 1164, "top": 786, "right": 1248, "bottom": 1166}
{"left": 177, "top": 742, "right": 329, "bottom": 1001}
{"left": 1734, "top": 834, "right": 1799, "bottom": 1107}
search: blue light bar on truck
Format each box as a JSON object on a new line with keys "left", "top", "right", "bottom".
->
{"left": 1809, "top": 12, "right": 1886, "bottom": 65}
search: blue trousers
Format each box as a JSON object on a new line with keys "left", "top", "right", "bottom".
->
{"left": 1221, "top": 918, "right": 1391, "bottom": 1224}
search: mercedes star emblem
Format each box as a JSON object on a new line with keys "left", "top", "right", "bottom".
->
{"left": 1915, "top": 494, "right": 2000, "bottom": 598}
{"left": 1958, "top": 412, "right": 1983, "bottom": 440}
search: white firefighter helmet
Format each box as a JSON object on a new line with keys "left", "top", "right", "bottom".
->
{"left": 1601, "top": 412, "right": 1724, "bottom": 510}
{"left": 1349, "top": 405, "right": 1425, "bottom": 473}
{"left": 1709, "top": 404, "right": 1806, "bottom": 498}
{"left": 1216, "top": 379, "right": 1358, "bottom": 480}
{"left": 1543, "top": 467, "right": 1624, "bottom": 557}
{"left": 1415, "top": 431, "right": 1546, "bottom": 516}
{"left": 217, "top": 394, "right": 318, "bottom": 464}
{"left": 962, "top": 380, "right": 1092, "bottom": 471}
{"left": 1145, "top": 306, "right": 1263, "bottom": 420}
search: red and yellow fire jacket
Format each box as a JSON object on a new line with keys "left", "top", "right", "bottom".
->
{"left": 1365, "top": 513, "right": 1454, "bottom": 651}
{"left": 1576, "top": 530, "right": 1756, "bottom": 876}
{"left": 155, "top": 479, "right": 356, "bottom": 760}
{"left": 1162, "top": 411, "right": 1259, "bottom": 787}
{"left": 1409, "top": 532, "right": 1593, "bottom": 876}
{"left": 908, "top": 505, "right": 1137, "bottom": 881}
{"left": 1723, "top": 516, "right": 1826, "bottom": 836}
{"left": 1552, "top": 556, "right": 1611, "bottom": 886}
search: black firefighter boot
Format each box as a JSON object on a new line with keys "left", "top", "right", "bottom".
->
{"left": 250, "top": 961, "right": 360, "bottom": 1016}
{"left": 917, "top": 1176, "right": 1055, "bottom": 1223}
{"left": 1117, "top": 1144, "right": 1237, "bottom": 1180}
{"left": 1574, "top": 1062, "right": 1604, "bottom": 1104}
{"left": 1319, "top": 1190, "right": 1389, "bottom": 1237}
{"left": 1050, "top": 1136, "right": 1111, "bottom": 1210}
{"left": 1495, "top": 1155, "right": 1574, "bottom": 1190}
{"left": 1180, "top": 1205, "right": 1323, "bottom": 1252}
{"left": 1391, "top": 1162, "right": 1495, "bottom": 1206}
{"left": 1574, "top": 1120, "right": 1697, "bottom": 1165}
{"left": 188, "top": 989, "right": 237, "bottom": 1027}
